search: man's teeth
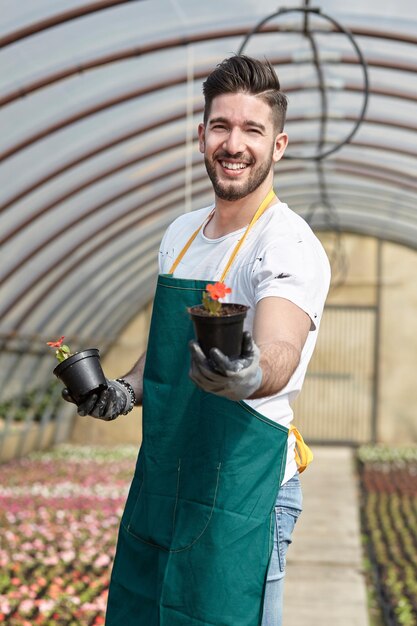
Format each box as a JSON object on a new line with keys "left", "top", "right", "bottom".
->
{"left": 221, "top": 161, "right": 247, "bottom": 170}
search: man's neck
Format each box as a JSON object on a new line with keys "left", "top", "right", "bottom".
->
{"left": 204, "top": 180, "right": 277, "bottom": 239}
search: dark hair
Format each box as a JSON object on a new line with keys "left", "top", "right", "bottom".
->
{"left": 202, "top": 55, "right": 288, "bottom": 131}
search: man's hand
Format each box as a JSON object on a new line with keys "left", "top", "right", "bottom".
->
{"left": 189, "top": 331, "right": 262, "bottom": 401}
{"left": 62, "top": 379, "right": 133, "bottom": 421}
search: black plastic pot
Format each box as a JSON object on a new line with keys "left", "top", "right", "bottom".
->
{"left": 188, "top": 303, "right": 249, "bottom": 359}
{"left": 53, "top": 348, "right": 107, "bottom": 402}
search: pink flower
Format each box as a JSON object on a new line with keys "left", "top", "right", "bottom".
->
{"left": 94, "top": 554, "right": 111, "bottom": 568}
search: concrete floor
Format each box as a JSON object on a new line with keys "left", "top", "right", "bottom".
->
{"left": 283, "top": 446, "right": 370, "bottom": 626}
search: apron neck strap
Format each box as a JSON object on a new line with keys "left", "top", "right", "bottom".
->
{"left": 168, "top": 188, "right": 276, "bottom": 280}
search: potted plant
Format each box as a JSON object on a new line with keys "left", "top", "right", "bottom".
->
{"left": 188, "top": 283, "right": 249, "bottom": 359}
{"left": 47, "top": 336, "right": 107, "bottom": 402}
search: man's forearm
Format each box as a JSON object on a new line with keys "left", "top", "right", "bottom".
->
{"left": 120, "top": 351, "right": 146, "bottom": 406}
{"left": 249, "top": 341, "right": 300, "bottom": 399}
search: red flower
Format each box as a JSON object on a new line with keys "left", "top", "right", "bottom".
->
{"left": 47, "top": 335, "right": 65, "bottom": 348}
{"left": 206, "top": 282, "right": 232, "bottom": 301}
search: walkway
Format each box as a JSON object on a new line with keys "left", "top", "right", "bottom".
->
{"left": 283, "top": 446, "right": 370, "bottom": 626}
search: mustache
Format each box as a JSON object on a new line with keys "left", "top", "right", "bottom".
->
{"left": 214, "top": 150, "right": 254, "bottom": 164}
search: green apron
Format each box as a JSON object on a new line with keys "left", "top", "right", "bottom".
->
{"left": 106, "top": 190, "right": 291, "bottom": 625}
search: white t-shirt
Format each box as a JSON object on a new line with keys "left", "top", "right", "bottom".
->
{"left": 158, "top": 201, "right": 331, "bottom": 484}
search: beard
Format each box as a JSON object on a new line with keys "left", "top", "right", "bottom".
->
{"left": 204, "top": 145, "right": 275, "bottom": 201}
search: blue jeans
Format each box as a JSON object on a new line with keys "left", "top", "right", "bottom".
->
{"left": 261, "top": 472, "right": 303, "bottom": 626}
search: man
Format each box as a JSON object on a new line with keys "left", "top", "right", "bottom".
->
{"left": 64, "top": 55, "right": 330, "bottom": 626}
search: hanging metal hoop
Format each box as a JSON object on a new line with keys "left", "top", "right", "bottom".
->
{"left": 238, "top": 6, "right": 369, "bottom": 160}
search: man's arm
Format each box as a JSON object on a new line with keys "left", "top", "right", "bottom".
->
{"left": 189, "top": 296, "right": 311, "bottom": 401}
{"left": 249, "top": 296, "right": 310, "bottom": 398}
{"left": 120, "top": 351, "right": 146, "bottom": 406}
{"left": 62, "top": 351, "right": 147, "bottom": 418}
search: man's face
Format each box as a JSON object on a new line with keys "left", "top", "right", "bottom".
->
{"left": 198, "top": 92, "right": 288, "bottom": 201}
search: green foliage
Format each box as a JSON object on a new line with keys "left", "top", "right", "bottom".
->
{"left": 0, "top": 380, "right": 60, "bottom": 423}
{"left": 202, "top": 291, "right": 221, "bottom": 315}
{"left": 358, "top": 445, "right": 417, "bottom": 626}
{"left": 55, "top": 344, "right": 71, "bottom": 363}
{"left": 357, "top": 444, "right": 417, "bottom": 465}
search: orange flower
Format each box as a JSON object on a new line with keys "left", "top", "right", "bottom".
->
{"left": 46, "top": 335, "right": 65, "bottom": 348}
{"left": 47, "top": 336, "right": 72, "bottom": 362}
{"left": 206, "top": 282, "right": 232, "bottom": 301}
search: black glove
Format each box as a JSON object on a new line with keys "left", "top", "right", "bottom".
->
{"left": 189, "top": 331, "right": 263, "bottom": 401}
{"left": 62, "top": 379, "right": 133, "bottom": 421}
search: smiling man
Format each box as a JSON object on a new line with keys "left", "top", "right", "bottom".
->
{"left": 64, "top": 55, "right": 331, "bottom": 626}
{"left": 201, "top": 90, "right": 287, "bottom": 204}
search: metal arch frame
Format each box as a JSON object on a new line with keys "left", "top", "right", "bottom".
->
{"left": 43, "top": 236, "right": 161, "bottom": 331}
{"left": 332, "top": 163, "right": 417, "bottom": 195}
{"left": 1, "top": 27, "right": 416, "bottom": 166}
{"left": 0, "top": 108, "right": 191, "bottom": 213}
{"left": 7, "top": 154, "right": 417, "bottom": 330}
{"left": 100, "top": 289, "right": 152, "bottom": 347}
{"left": 0, "top": 0, "right": 143, "bottom": 48}
{"left": 3, "top": 140, "right": 416, "bottom": 322}
{"left": 278, "top": 164, "right": 417, "bottom": 201}
{"left": 1, "top": 142, "right": 417, "bottom": 294}
{"left": 0, "top": 155, "right": 206, "bottom": 291}
{"left": 78, "top": 262, "right": 158, "bottom": 340}
{"left": 0, "top": 14, "right": 416, "bottom": 338}
{"left": 0, "top": 72, "right": 193, "bottom": 164}
{"left": 275, "top": 182, "right": 417, "bottom": 219}
{"left": 3, "top": 126, "right": 416, "bottom": 251}
{"left": 3, "top": 129, "right": 416, "bottom": 291}
{"left": 299, "top": 214, "right": 417, "bottom": 250}
{"left": 0, "top": 136, "right": 188, "bottom": 244}
{"left": 3, "top": 43, "right": 417, "bottom": 214}
{"left": 52, "top": 230, "right": 164, "bottom": 333}
{"left": 3, "top": 108, "right": 417, "bottom": 218}
{"left": 2, "top": 69, "right": 415, "bottom": 167}
{"left": 4, "top": 179, "right": 210, "bottom": 330}
{"left": 97, "top": 279, "right": 156, "bottom": 347}
{"left": 2, "top": 79, "right": 417, "bottom": 240}
{"left": 2, "top": 168, "right": 203, "bottom": 316}
{"left": 1, "top": 24, "right": 416, "bottom": 108}
{"left": 281, "top": 188, "right": 417, "bottom": 228}
{"left": 237, "top": 6, "right": 369, "bottom": 160}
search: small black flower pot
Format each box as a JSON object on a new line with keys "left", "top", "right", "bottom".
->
{"left": 188, "top": 303, "right": 249, "bottom": 359}
{"left": 53, "top": 348, "right": 107, "bottom": 403}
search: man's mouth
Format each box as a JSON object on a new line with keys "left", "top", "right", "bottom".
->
{"left": 220, "top": 161, "right": 248, "bottom": 170}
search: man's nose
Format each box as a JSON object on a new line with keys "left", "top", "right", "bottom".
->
{"left": 223, "top": 128, "right": 245, "bottom": 155}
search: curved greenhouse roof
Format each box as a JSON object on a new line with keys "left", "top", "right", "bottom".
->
{"left": 1, "top": 0, "right": 417, "bottom": 347}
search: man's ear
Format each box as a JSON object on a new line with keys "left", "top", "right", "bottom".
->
{"left": 272, "top": 132, "right": 289, "bottom": 163}
{"left": 198, "top": 123, "right": 205, "bottom": 154}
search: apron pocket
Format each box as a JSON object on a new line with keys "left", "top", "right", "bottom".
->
{"left": 124, "top": 458, "right": 222, "bottom": 552}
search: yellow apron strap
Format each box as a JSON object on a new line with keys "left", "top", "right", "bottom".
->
{"left": 168, "top": 188, "right": 275, "bottom": 278}
{"left": 168, "top": 209, "right": 215, "bottom": 275}
{"left": 220, "top": 188, "right": 275, "bottom": 282}
{"left": 289, "top": 425, "right": 313, "bottom": 473}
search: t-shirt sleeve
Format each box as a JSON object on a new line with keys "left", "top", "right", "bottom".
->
{"left": 252, "top": 236, "right": 330, "bottom": 330}
{"left": 158, "top": 223, "right": 175, "bottom": 274}
{"left": 158, "top": 229, "right": 167, "bottom": 274}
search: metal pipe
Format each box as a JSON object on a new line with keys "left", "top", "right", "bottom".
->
{"left": 0, "top": 0, "right": 142, "bottom": 48}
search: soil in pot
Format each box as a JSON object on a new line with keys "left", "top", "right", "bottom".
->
{"left": 53, "top": 348, "right": 107, "bottom": 403}
{"left": 188, "top": 303, "right": 249, "bottom": 360}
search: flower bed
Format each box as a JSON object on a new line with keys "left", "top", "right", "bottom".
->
{"left": 358, "top": 445, "right": 417, "bottom": 626}
{"left": 0, "top": 444, "right": 137, "bottom": 625}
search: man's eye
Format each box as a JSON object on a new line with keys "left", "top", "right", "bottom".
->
{"left": 248, "top": 128, "right": 262, "bottom": 134}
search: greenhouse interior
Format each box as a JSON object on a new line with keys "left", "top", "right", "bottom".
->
{"left": 0, "top": 1, "right": 416, "bottom": 625}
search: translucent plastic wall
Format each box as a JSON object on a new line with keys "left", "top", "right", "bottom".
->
{"left": 1, "top": 0, "right": 417, "bottom": 459}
